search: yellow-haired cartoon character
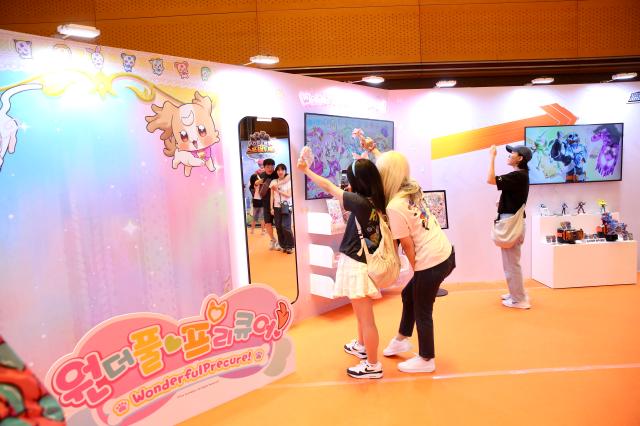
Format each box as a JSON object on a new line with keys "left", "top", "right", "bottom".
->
{"left": 145, "top": 91, "right": 219, "bottom": 177}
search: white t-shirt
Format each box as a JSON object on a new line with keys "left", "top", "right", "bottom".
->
{"left": 270, "top": 177, "right": 292, "bottom": 205}
{"left": 386, "top": 194, "right": 452, "bottom": 271}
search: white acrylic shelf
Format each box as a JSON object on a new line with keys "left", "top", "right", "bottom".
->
{"left": 309, "top": 244, "right": 338, "bottom": 268}
{"left": 531, "top": 213, "right": 637, "bottom": 288}
{"left": 307, "top": 212, "right": 346, "bottom": 235}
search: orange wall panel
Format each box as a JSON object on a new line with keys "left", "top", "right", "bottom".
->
{"left": 257, "top": 0, "right": 419, "bottom": 12}
{"left": 578, "top": 0, "right": 640, "bottom": 57}
{"left": 258, "top": 6, "right": 421, "bottom": 67}
{"left": 421, "top": 2, "right": 578, "bottom": 62}
{"left": 95, "top": 0, "right": 256, "bottom": 20}
{"left": 0, "top": 0, "right": 95, "bottom": 25}
{"left": 97, "top": 13, "right": 258, "bottom": 65}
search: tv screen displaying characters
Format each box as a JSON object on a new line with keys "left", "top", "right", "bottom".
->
{"left": 524, "top": 123, "right": 623, "bottom": 185}
{"left": 304, "top": 113, "right": 394, "bottom": 199}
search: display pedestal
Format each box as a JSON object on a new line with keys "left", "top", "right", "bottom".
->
{"left": 531, "top": 213, "right": 637, "bottom": 288}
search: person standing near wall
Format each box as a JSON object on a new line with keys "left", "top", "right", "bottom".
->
{"left": 487, "top": 144, "right": 532, "bottom": 309}
{"left": 298, "top": 157, "right": 387, "bottom": 379}
{"left": 270, "top": 164, "right": 295, "bottom": 254}
{"left": 256, "top": 158, "right": 280, "bottom": 250}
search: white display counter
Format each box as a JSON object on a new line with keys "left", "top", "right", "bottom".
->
{"left": 531, "top": 213, "right": 637, "bottom": 288}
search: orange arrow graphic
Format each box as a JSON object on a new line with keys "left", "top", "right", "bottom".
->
{"left": 431, "top": 103, "right": 577, "bottom": 160}
{"left": 275, "top": 300, "right": 290, "bottom": 330}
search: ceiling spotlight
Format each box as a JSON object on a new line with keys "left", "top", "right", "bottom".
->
{"left": 435, "top": 80, "right": 457, "bottom": 88}
{"left": 531, "top": 77, "right": 554, "bottom": 85}
{"left": 611, "top": 72, "right": 637, "bottom": 81}
{"left": 248, "top": 55, "right": 280, "bottom": 65}
{"left": 57, "top": 24, "right": 100, "bottom": 39}
{"left": 362, "top": 75, "right": 385, "bottom": 84}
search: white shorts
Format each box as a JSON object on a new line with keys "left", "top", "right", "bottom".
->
{"left": 334, "top": 254, "right": 381, "bottom": 300}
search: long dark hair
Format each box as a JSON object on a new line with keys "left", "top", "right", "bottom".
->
{"left": 346, "top": 159, "right": 386, "bottom": 213}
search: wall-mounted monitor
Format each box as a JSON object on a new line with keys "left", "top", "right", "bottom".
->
{"left": 524, "top": 123, "right": 623, "bottom": 185}
{"left": 304, "top": 113, "right": 394, "bottom": 199}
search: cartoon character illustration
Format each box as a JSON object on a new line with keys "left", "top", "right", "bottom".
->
{"left": 591, "top": 124, "right": 622, "bottom": 177}
{"left": 0, "top": 83, "right": 42, "bottom": 171}
{"left": 149, "top": 58, "right": 165, "bottom": 76}
{"left": 174, "top": 61, "right": 189, "bottom": 79}
{"left": 52, "top": 43, "right": 72, "bottom": 59}
{"left": 86, "top": 46, "right": 104, "bottom": 70}
{"left": 145, "top": 91, "right": 220, "bottom": 177}
{"left": 550, "top": 131, "right": 588, "bottom": 182}
{"left": 121, "top": 52, "right": 136, "bottom": 72}
{"left": 201, "top": 66, "right": 211, "bottom": 81}
{"left": 13, "top": 40, "right": 32, "bottom": 59}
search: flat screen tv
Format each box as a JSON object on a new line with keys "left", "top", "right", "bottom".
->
{"left": 524, "top": 123, "right": 623, "bottom": 185}
{"left": 304, "top": 113, "right": 394, "bottom": 199}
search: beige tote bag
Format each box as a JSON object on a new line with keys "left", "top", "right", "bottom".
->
{"left": 491, "top": 204, "right": 526, "bottom": 249}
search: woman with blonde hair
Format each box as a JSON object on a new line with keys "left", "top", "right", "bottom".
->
{"left": 365, "top": 145, "right": 455, "bottom": 373}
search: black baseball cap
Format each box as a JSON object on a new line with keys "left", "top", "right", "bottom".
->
{"left": 506, "top": 145, "right": 532, "bottom": 163}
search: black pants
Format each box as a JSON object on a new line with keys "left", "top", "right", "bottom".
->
{"left": 274, "top": 207, "right": 294, "bottom": 250}
{"left": 398, "top": 248, "right": 456, "bottom": 359}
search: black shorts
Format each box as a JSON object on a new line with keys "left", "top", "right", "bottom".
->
{"left": 263, "top": 197, "right": 274, "bottom": 224}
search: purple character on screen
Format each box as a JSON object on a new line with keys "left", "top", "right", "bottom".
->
{"left": 591, "top": 124, "right": 621, "bottom": 177}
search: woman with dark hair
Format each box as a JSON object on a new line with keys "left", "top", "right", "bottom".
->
{"left": 488, "top": 144, "right": 532, "bottom": 309}
{"left": 270, "top": 163, "right": 294, "bottom": 254}
{"left": 297, "top": 157, "right": 388, "bottom": 379}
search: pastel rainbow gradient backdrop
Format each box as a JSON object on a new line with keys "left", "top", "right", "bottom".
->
{"left": 0, "top": 68, "right": 230, "bottom": 379}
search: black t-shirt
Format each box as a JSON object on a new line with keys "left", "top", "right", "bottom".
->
{"left": 496, "top": 169, "right": 529, "bottom": 216}
{"left": 258, "top": 170, "right": 278, "bottom": 204}
{"left": 339, "top": 192, "right": 381, "bottom": 263}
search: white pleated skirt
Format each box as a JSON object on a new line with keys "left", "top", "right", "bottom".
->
{"left": 334, "top": 254, "right": 382, "bottom": 300}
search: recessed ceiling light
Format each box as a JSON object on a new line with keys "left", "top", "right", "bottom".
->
{"left": 362, "top": 75, "right": 385, "bottom": 84}
{"left": 612, "top": 72, "right": 637, "bottom": 81}
{"left": 57, "top": 24, "right": 100, "bottom": 39}
{"left": 531, "top": 77, "right": 554, "bottom": 85}
{"left": 435, "top": 80, "right": 457, "bottom": 88}
{"left": 249, "top": 55, "right": 280, "bottom": 65}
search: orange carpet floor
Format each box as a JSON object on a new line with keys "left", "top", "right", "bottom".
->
{"left": 246, "top": 229, "right": 297, "bottom": 302}
{"left": 181, "top": 277, "right": 640, "bottom": 426}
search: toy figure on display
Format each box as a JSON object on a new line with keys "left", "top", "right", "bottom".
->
{"left": 560, "top": 202, "right": 569, "bottom": 215}
{"left": 598, "top": 199, "right": 607, "bottom": 213}
{"left": 555, "top": 221, "right": 585, "bottom": 244}
{"left": 575, "top": 202, "right": 586, "bottom": 214}
{"left": 599, "top": 212, "right": 623, "bottom": 241}
{"left": 539, "top": 204, "right": 550, "bottom": 216}
{"left": 549, "top": 131, "right": 588, "bottom": 182}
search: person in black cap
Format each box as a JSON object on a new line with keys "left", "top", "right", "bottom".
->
{"left": 487, "top": 144, "right": 532, "bottom": 309}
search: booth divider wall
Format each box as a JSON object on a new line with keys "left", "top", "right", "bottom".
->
{"left": 1, "top": 29, "right": 639, "bottom": 386}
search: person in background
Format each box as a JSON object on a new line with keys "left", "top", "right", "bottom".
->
{"left": 487, "top": 144, "right": 532, "bottom": 309}
{"left": 255, "top": 158, "right": 280, "bottom": 250}
{"left": 298, "top": 156, "right": 387, "bottom": 379}
{"left": 270, "top": 164, "right": 295, "bottom": 254}
{"left": 249, "top": 172, "right": 265, "bottom": 235}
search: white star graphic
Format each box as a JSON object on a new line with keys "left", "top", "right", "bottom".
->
{"left": 123, "top": 220, "right": 138, "bottom": 235}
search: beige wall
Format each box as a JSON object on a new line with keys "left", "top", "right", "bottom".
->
{"left": 1, "top": 0, "right": 638, "bottom": 67}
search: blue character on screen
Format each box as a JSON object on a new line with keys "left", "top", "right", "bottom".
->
{"left": 550, "top": 132, "right": 587, "bottom": 182}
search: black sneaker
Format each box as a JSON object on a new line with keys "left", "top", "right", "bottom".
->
{"left": 343, "top": 339, "right": 367, "bottom": 359}
{"left": 347, "top": 360, "right": 383, "bottom": 379}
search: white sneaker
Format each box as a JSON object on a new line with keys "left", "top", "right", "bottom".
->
{"left": 347, "top": 360, "right": 383, "bottom": 379}
{"left": 398, "top": 355, "right": 435, "bottom": 373}
{"left": 268, "top": 240, "right": 277, "bottom": 250}
{"left": 501, "top": 293, "right": 511, "bottom": 300}
{"left": 274, "top": 242, "right": 282, "bottom": 251}
{"left": 344, "top": 339, "right": 367, "bottom": 359}
{"left": 383, "top": 337, "right": 413, "bottom": 357}
{"left": 502, "top": 298, "right": 531, "bottom": 309}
